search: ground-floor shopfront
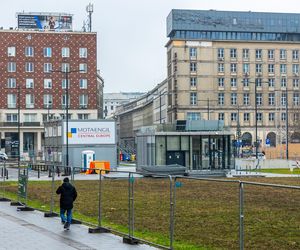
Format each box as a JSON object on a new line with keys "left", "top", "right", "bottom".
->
{"left": 136, "top": 130, "right": 235, "bottom": 171}
{"left": 0, "top": 128, "right": 44, "bottom": 161}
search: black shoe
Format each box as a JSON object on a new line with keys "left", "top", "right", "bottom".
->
{"left": 64, "top": 222, "right": 70, "bottom": 230}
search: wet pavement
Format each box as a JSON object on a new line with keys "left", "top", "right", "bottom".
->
{"left": 0, "top": 201, "right": 156, "bottom": 250}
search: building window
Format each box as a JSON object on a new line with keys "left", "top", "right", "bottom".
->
{"left": 26, "top": 94, "right": 34, "bottom": 108}
{"left": 8, "top": 47, "right": 16, "bottom": 57}
{"left": 280, "top": 49, "right": 286, "bottom": 60}
{"left": 256, "top": 64, "right": 262, "bottom": 73}
{"left": 62, "top": 79, "right": 69, "bottom": 89}
{"left": 231, "top": 78, "right": 237, "bottom": 87}
{"left": 217, "top": 48, "right": 224, "bottom": 58}
{"left": 281, "top": 93, "right": 287, "bottom": 106}
{"left": 43, "top": 94, "right": 53, "bottom": 108}
{"left": 24, "top": 114, "right": 37, "bottom": 122}
{"left": 255, "top": 49, "right": 262, "bottom": 59}
{"left": 218, "top": 93, "right": 224, "bottom": 105}
{"left": 280, "top": 64, "right": 287, "bottom": 74}
{"left": 243, "top": 93, "right": 249, "bottom": 105}
{"left": 255, "top": 78, "right": 262, "bottom": 87}
{"left": 62, "top": 47, "right": 70, "bottom": 57}
{"left": 7, "top": 78, "right": 16, "bottom": 88}
{"left": 244, "top": 113, "right": 250, "bottom": 122}
{"left": 293, "top": 93, "right": 299, "bottom": 105}
{"left": 281, "top": 113, "right": 286, "bottom": 121}
{"left": 231, "top": 93, "right": 237, "bottom": 105}
{"left": 257, "top": 113, "right": 263, "bottom": 121}
{"left": 111, "top": 106, "right": 114, "bottom": 110}
{"left": 79, "top": 94, "right": 88, "bottom": 108}
{"left": 293, "top": 64, "right": 299, "bottom": 75}
{"left": 6, "top": 114, "right": 18, "bottom": 122}
{"left": 293, "top": 79, "right": 299, "bottom": 88}
{"left": 281, "top": 78, "right": 287, "bottom": 87}
{"left": 79, "top": 79, "right": 87, "bottom": 89}
{"left": 62, "top": 95, "right": 70, "bottom": 108}
{"left": 190, "top": 92, "right": 197, "bottom": 105}
{"left": 293, "top": 50, "right": 299, "bottom": 60}
{"left": 8, "top": 62, "right": 16, "bottom": 72}
{"left": 190, "top": 62, "right": 197, "bottom": 72}
{"left": 231, "top": 113, "right": 237, "bottom": 121}
{"left": 268, "top": 49, "right": 274, "bottom": 60}
{"left": 218, "top": 63, "right": 224, "bottom": 73}
{"left": 243, "top": 78, "right": 249, "bottom": 87}
{"left": 268, "top": 64, "right": 274, "bottom": 74}
{"left": 218, "top": 78, "right": 224, "bottom": 87}
{"left": 242, "top": 49, "right": 249, "bottom": 59}
{"left": 44, "top": 47, "right": 52, "bottom": 57}
{"left": 268, "top": 78, "right": 275, "bottom": 87}
{"left": 269, "top": 93, "right": 275, "bottom": 105}
{"left": 230, "top": 63, "right": 237, "bottom": 73}
{"left": 187, "top": 112, "right": 201, "bottom": 120}
{"left": 190, "top": 77, "right": 197, "bottom": 87}
{"left": 243, "top": 63, "right": 249, "bottom": 74}
{"left": 79, "top": 48, "right": 87, "bottom": 58}
{"left": 79, "top": 63, "right": 87, "bottom": 73}
{"left": 78, "top": 114, "right": 89, "bottom": 120}
{"left": 26, "top": 79, "right": 34, "bottom": 89}
{"left": 25, "top": 47, "right": 34, "bottom": 57}
{"left": 256, "top": 93, "right": 262, "bottom": 106}
{"left": 218, "top": 113, "right": 224, "bottom": 121}
{"left": 269, "top": 113, "right": 275, "bottom": 121}
{"left": 7, "top": 94, "right": 16, "bottom": 108}
{"left": 25, "top": 62, "right": 34, "bottom": 72}
{"left": 44, "top": 63, "right": 52, "bottom": 73}
{"left": 189, "top": 47, "right": 197, "bottom": 58}
{"left": 44, "top": 79, "right": 52, "bottom": 89}
{"left": 230, "top": 48, "right": 237, "bottom": 58}
{"left": 62, "top": 63, "right": 69, "bottom": 72}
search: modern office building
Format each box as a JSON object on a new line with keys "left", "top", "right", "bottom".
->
{"left": 0, "top": 14, "right": 101, "bottom": 160}
{"left": 166, "top": 9, "right": 300, "bottom": 149}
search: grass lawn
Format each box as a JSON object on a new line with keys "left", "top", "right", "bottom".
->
{"left": 251, "top": 168, "right": 300, "bottom": 175}
{"left": 1, "top": 177, "right": 300, "bottom": 250}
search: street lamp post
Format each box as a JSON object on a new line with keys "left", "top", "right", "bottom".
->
{"left": 17, "top": 85, "right": 21, "bottom": 169}
{"left": 52, "top": 68, "right": 83, "bottom": 175}
{"left": 285, "top": 88, "right": 289, "bottom": 159}
{"left": 254, "top": 82, "right": 258, "bottom": 159}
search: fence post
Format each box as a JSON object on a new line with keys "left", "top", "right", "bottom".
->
{"left": 44, "top": 165, "right": 58, "bottom": 217}
{"left": 169, "top": 175, "right": 175, "bottom": 250}
{"left": 89, "top": 169, "right": 110, "bottom": 233}
{"left": 0, "top": 162, "right": 11, "bottom": 202}
{"left": 123, "top": 172, "right": 138, "bottom": 245}
{"left": 239, "top": 181, "right": 244, "bottom": 250}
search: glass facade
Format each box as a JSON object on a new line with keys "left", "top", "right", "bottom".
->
{"left": 167, "top": 10, "right": 300, "bottom": 42}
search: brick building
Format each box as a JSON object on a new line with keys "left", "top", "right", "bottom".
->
{"left": 0, "top": 30, "right": 99, "bottom": 159}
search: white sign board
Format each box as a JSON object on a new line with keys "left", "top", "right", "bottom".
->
{"left": 63, "top": 121, "right": 116, "bottom": 145}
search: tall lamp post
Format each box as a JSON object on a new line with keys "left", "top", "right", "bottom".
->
{"left": 51, "top": 68, "right": 83, "bottom": 174}
{"left": 285, "top": 88, "right": 289, "bottom": 159}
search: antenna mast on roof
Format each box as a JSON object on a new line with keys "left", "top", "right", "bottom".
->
{"left": 86, "top": 3, "right": 94, "bottom": 32}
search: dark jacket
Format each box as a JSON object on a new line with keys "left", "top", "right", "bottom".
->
{"left": 56, "top": 182, "right": 77, "bottom": 209}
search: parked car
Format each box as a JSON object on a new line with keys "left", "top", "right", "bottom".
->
{"left": 0, "top": 152, "right": 8, "bottom": 161}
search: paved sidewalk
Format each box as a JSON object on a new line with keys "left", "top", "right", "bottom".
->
{"left": 0, "top": 201, "right": 156, "bottom": 250}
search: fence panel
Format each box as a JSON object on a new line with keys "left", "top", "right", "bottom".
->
{"left": 174, "top": 177, "right": 240, "bottom": 249}
{"left": 243, "top": 180, "right": 300, "bottom": 249}
{"left": 133, "top": 174, "right": 172, "bottom": 249}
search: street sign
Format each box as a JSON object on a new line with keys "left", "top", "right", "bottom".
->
{"left": 266, "top": 138, "right": 270, "bottom": 147}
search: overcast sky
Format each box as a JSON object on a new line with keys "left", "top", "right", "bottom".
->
{"left": 3, "top": 0, "right": 300, "bottom": 92}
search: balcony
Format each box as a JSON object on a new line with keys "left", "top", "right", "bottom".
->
{"left": 0, "top": 122, "right": 41, "bottom": 127}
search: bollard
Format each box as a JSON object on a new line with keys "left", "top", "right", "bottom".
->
{"left": 38, "top": 167, "right": 40, "bottom": 179}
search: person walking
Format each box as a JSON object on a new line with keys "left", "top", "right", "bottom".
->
{"left": 56, "top": 177, "right": 77, "bottom": 230}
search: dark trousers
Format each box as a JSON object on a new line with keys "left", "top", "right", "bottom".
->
{"left": 60, "top": 208, "right": 72, "bottom": 223}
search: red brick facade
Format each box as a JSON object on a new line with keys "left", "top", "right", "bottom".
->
{"left": 0, "top": 30, "right": 97, "bottom": 110}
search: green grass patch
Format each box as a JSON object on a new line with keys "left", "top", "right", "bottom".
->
{"left": 1, "top": 178, "right": 300, "bottom": 249}
{"left": 251, "top": 168, "right": 300, "bottom": 174}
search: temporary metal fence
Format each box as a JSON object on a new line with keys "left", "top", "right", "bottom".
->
{"left": 1, "top": 165, "right": 300, "bottom": 249}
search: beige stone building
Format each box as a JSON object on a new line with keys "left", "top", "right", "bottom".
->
{"left": 166, "top": 9, "right": 300, "bottom": 149}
